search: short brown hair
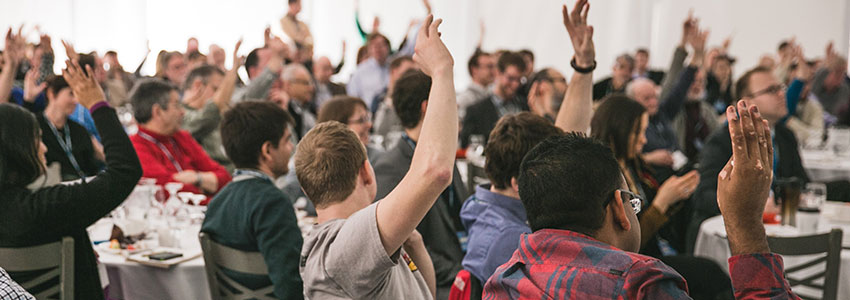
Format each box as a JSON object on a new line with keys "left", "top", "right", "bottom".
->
{"left": 485, "top": 112, "right": 563, "bottom": 189}
{"left": 735, "top": 66, "right": 772, "bottom": 99}
{"left": 497, "top": 51, "right": 527, "bottom": 73}
{"left": 295, "top": 121, "right": 368, "bottom": 208}
{"left": 317, "top": 96, "right": 368, "bottom": 124}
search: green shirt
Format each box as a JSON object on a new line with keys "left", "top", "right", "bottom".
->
{"left": 201, "top": 176, "right": 303, "bottom": 299}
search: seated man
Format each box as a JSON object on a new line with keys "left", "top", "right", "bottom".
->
{"left": 181, "top": 56, "right": 240, "bottom": 169}
{"left": 297, "top": 16, "right": 452, "bottom": 299}
{"left": 460, "top": 51, "right": 528, "bottom": 148}
{"left": 129, "top": 79, "right": 231, "bottom": 199}
{"left": 282, "top": 64, "right": 317, "bottom": 141}
{"left": 592, "top": 54, "right": 633, "bottom": 101}
{"left": 373, "top": 69, "right": 468, "bottom": 299}
{"left": 38, "top": 75, "right": 102, "bottom": 181}
{"left": 688, "top": 66, "right": 808, "bottom": 250}
{"left": 456, "top": 50, "right": 495, "bottom": 119}
{"left": 201, "top": 101, "right": 303, "bottom": 299}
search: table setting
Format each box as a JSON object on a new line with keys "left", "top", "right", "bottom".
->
{"left": 694, "top": 180, "right": 850, "bottom": 298}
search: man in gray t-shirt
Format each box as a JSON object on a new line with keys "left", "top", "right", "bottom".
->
{"left": 301, "top": 202, "right": 431, "bottom": 299}
{"left": 294, "top": 15, "right": 456, "bottom": 300}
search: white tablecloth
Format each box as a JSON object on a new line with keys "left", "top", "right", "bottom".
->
{"left": 694, "top": 213, "right": 850, "bottom": 299}
{"left": 801, "top": 149, "right": 850, "bottom": 182}
{"left": 89, "top": 220, "right": 211, "bottom": 300}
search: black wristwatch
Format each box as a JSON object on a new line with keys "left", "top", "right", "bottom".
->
{"left": 571, "top": 57, "right": 597, "bottom": 74}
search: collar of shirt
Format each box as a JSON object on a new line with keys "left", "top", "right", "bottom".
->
{"left": 137, "top": 126, "right": 174, "bottom": 143}
{"left": 490, "top": 93, "right": 520, "bottom": 117}
{"left": 472, "top": 184, "right": 526, "bottom": 221}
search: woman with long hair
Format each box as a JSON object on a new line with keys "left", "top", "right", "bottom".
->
{"left": 0, "top": 60, "right": 142, "bottom": 300}
{"left": 591, "top": 95, "right": 698, "bottom": 256}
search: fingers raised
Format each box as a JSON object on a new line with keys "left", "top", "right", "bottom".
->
{"left": 750, "top": 105, "right": 769, "bottom": 171}
{"left": 738, "top": 100, "right": 761, "bottom": 161}
{"left": 727, "top": 104, "right": 747, "bottom": 163}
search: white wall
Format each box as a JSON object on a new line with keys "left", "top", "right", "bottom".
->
{"left": 1, "top": 0, "right": 847, "bottom": 89}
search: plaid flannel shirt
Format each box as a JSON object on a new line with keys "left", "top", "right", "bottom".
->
{"left": 483, "top": 229, "right": 798, "bottom": 300}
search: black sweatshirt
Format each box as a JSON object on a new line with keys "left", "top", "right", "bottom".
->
{"left": 0, "top": 105, "right": 142, "bottom": 300}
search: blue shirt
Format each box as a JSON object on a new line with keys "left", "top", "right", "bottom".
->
{"left": 69, "top": 103, "right": 101, "bottom": 141}
{"left": 460, "top": 184, "right": 530, "bottom": 283}
{"left": 347, "top": 58, "right": 389, "bottom": 110}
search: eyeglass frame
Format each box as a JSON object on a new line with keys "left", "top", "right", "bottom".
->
{"left": 602, "top": 189, "right": 643, "bottom": 214}
{"left": 347, "top": 111, "right": 373, "bottom": 125}
{"left": 748, "top": 83, "right": 786, "bottom": 98}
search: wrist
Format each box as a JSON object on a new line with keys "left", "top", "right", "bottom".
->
{"left": 652, "top": 200, "right": 670, "bottom": 214}
{"left": 431, "top": 66, "right": 454, "bottom": 77}
{"left": 571, "top": 57, "right": 596, "bottom": 74}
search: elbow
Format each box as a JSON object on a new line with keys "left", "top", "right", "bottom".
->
{"left": 422, "top": 163, "right": 453, "bottom": 190}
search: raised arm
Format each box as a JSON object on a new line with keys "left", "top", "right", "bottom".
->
{"left": 375, "top": 15, "right": 457, "bottom": 255}
{"left": 212, "top": 39, "right": 243, "bottom": 114}
{"left": 718, "top": 101, "right": 799, "bottom": 299}
{"left": 658, "top": 26, "right": 706, "bottom": 120}
{"left": 554, "top": 0, "right": 594, "bottom": 133}
{"left": 0, "top": 28, "right": 24, "bottom": 103}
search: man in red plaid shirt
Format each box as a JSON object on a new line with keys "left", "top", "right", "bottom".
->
{"left": 483, "top": 2, "right": 798, "bottom": 299}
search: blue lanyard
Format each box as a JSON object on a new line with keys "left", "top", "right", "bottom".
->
{"left": 137, "top": 131, "right": 184, "bottom": 172}
{"left": 232, "top": 169, "right": 274, "bottom": 183}
{"left": 44, "top": 114, "right": 86, "bottom": 182}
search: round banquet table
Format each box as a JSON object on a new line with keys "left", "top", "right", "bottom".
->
{"left": 88, "top": 219, "right": 211, "bottom": 300}
{"left": 693, "top": 209, "right": 850, "bottom": 299}
{"left": 801, "top": 149, "right": 850, "bottom": 182}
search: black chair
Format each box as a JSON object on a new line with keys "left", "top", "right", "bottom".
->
{"left": 767, "top": 229, "right": 843, "bottom": 300}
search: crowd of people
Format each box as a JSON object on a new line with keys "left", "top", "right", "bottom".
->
{"left": 2, "top": 0, "right": 849, "bottom": 299}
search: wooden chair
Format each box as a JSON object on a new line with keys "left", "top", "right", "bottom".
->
{"left": 0, "top": 237, "right": 74, "bottom": 300}
{"left": 767, "top": 229, "right": 843, "bottom": 300}
{"left": 199, "top": 232, "right": 276, "bottom": 300}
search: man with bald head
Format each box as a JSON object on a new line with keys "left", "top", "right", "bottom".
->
{"left": 312, "top": 56, "right": 346, "bottom": 108}
{"left": 812, "top": 45, "right": 849, "bottom": 115}
{"left": 283, "top": 64, "right": 316, "bottom": 141}
{"left": 625, "top": 27, "right": 706, "bottom": 169}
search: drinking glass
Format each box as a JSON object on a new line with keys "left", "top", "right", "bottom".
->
{"left": 800, "top": 182, "right": 827, "bottom": 212}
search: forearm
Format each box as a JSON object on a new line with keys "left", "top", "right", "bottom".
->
{"left": 555, "top": 71, "right": 592, "bottom": 133}
{"left": 405, "top": 242, "right": 436, "bottom": 299}
{"left": 638, "top": 205, "right": 669, "bottom": 249}
{"left": 241, "top": 68, "right": 277, "bottom": 101}
{"left": 0, "top": 61, "right": 19, "bottom": 103}
{"left": 199, "top": 172, "right": 219, "bottom": 194}
{"left": 213, "top": 67, "right": 239, "bottom": 114}
{"left": 660, "top": 47, "right": 688, "bottom": 100}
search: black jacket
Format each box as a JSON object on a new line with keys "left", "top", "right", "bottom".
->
{"left": 687, "top": 122, "right": 807, "bottom": 251}
{"left": 0, "top": 107, "right": 142, "bottom": 300}
{"left": 460, "top": 95, "right": 528, "bottom": 148}
{"left": 373, "top": 138, "right": 469, "bottom": 298}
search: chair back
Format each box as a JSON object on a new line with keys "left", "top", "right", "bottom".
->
{"left": 199, "top": 232, "right": 276, "bottom": 300}
{"left": 0, "top": 237, "right": 74, "bottom": 300}
{"left": 767, "top": 229, "right": 843, "bottom": 300}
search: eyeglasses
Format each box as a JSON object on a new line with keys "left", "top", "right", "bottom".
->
{"left": 292, "top": 79, "right": 314, "bottom": 86}
{"left": 749, "top": 84, "right": 786, "bottom": 98}
{"left": 602, "top": 189, "right": 643, "bottom": 214}
{"left": 348, "top": 112, "right": 372, "bottom": 125}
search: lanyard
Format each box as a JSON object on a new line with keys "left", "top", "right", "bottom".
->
{"left": 138, "top": 131, "right": 184, "bottom": 172}
{"left": 44, "top": 113, "right": 87, "bottom": 182}
{"left": 233, "top": 169, "right": 274, "bottom": 183}
{"left": 401, "top": 133, "right": 456, "bottom": 207}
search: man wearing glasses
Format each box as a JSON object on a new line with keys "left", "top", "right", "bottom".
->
{"left": 282, "top": 64, "right": 317, "bottom": 142}
{"left": 688, "top": 66, "right": 809, "bottom": 252}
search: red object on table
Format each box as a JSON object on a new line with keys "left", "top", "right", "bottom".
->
{"left": 456, "top": 148, "right": 467, "bottom": 159}
{"left": 762, "top": 212, "right": 780, "bottom": 224}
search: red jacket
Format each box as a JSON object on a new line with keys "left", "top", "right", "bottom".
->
{"left": 131, "top": 126, "right": 231, "bottom": 203}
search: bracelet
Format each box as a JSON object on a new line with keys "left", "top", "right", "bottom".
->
{"left": 571, "top": 57, "right": 597, "bottom": 74}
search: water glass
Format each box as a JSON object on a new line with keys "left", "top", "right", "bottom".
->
{"left": 800, "top": 182, "right": 827, "bottom": 212}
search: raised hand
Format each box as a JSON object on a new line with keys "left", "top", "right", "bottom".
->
{"left": 717, "top": 100, "right": 774, "bottom": 255}
{"left": 23, "top": 69, "right": 46, "bottom": 102}
{"left": 39, "top": 34, "right": 53, "bottom": 54}
{"left": 562, "top": 0, "right": 594, "bottom": 67}
{"left": 232, "top": 38, "right": 243, "bottom": 69}
{"left": 680, "top": 10, "right": 697, "bottom": 47}
{"left": 687, "top": 26, "right": 709, "bottom": 67}
{"left": 62, "top": 59, "right": 106, "bottom": 109}
{"left": 825, "top": 41, "right": 838, "bottom": 66}
{"left": 527, "top": 80, "right": 555, "bottom": 118}
{"left": 61, "top": 40, "right": 79, "bottom": 61}
{"left": 412, "top": 15, "right": 453, "bottom": 76}
{"left": 792, "top": 44, "right": 812, "bottom": 80}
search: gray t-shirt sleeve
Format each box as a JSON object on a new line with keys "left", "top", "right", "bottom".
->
{"left": 324, "top": 202, "right": 401, "bottom": 297}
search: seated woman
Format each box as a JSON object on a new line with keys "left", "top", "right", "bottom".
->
{"left": 591, "top": 95, "right": 698, "bottom": 256}
{"left": 0, "top": 61, "right": 142, "bottom": 300}
{"left": 38, "top": 75, "right": 103, "bottom": 181}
